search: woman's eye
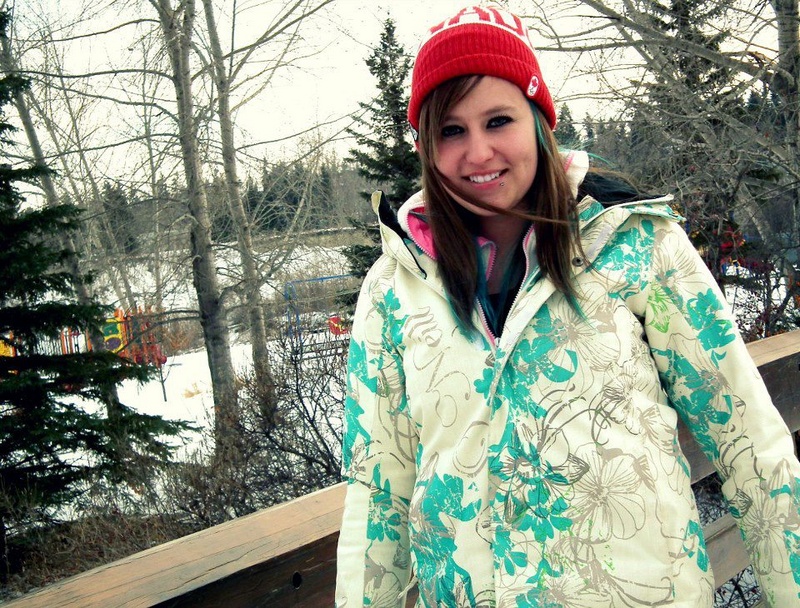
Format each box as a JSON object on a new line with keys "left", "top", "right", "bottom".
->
{"left": 441, "top": 125, "right": 463, "bottom": 138}
{"left": 488, "top": 115, "right": 512, "bottom": 128}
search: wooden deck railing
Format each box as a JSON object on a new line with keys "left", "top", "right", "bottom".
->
{"left": 6, "top": 330, "right": 800, "bottom": 608}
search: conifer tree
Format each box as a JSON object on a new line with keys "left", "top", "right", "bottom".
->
{"left": 555, "top": 105, "right": 581, "bottom": 150}
{"left": 0, "top": 71, "right": 187, "bottom": 578}
{"left": 583, "top": 114, "right": 596, "bottom": 154}
{"left": 347, "top": 17, "right": 420, "bottom": 206}
{"left": 635, "top": 0, "right": 742, "bottom": 285}
{"left": 343, "top": 18, "right": 421, "bottom": 287}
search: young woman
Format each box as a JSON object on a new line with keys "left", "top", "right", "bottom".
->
{"left": 336, "top": 5, "right": 800, "bottom": 607}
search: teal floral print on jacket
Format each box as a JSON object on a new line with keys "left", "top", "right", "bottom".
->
{"left": 367, "top": 466, "right": 405, "bottom": 544}
{"left": 410, "top": 462, "right": 482, "bottom": 607}
{"left": 342, "top": 337, "right": 372, "bottom": 473}
{"left": 685, "top": 289, "right": 737, "bottom": 353}
{"left": 600, "top": 220, "right": 655, "bottom": 301}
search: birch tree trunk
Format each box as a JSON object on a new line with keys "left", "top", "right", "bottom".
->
{"left": 151, "top": 0, "right": 239, "bottom": 452}
{"left": 201, "top": 0, "right": 275, "bottom": 409}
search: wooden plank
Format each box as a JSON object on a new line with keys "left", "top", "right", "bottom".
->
{"left": 745, "top": 330, "right": 800, "bottom": 368}
{"left": 155, "top": 532, "right": 340, "bottom": 607}
{"left": 679, "top": 420, "right": 714, "bottom": 483}
{"left": 705, "top": 514, "right": 750, "bottom": 588}
{"left": 754, "top": 343, "right": 800, "bottom": 435}
{"left": 5, "top": 484, "right": 347, "bottom": 608}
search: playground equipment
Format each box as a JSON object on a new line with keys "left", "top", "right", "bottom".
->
{"left": 282, "top": 274, "right": 358, "bottom": 360}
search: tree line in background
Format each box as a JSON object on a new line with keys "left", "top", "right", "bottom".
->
{"left": 0, "top": 0, "right": 799, "bottom": 601}
{"left": 72, "top": 156, "right": 361, "bottom": 255}
{"left": 536, "top": 0, "right": 800, "bottom": 338}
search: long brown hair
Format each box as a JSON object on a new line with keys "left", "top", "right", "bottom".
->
{"left": 417, "top": 75, "right": 580, "bottom": 328}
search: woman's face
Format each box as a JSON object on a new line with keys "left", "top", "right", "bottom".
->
{"left": 434, "top": 76, "right": 538, "bottom": 218}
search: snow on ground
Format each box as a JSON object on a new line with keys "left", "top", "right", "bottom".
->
{"left": 100, "top": 242, "right": 352, "bottom": 452}
{"left": 117, "top": 341, "right": 254, "bottom": 455}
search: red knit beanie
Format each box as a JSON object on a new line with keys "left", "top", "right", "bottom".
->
{"left": 407, "top": 5, "right": 556, "bottom": 139}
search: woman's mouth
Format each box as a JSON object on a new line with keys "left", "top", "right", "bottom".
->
{"left": 467, "top": 170, "right": 505, "bottom": 184}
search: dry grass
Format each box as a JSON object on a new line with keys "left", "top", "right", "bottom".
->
{"left": 1, "top": 512, "right": 198, "bottom": 601}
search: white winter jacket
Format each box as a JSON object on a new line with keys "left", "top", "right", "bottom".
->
{"left": 336, "top": 155, "right": 800, "bottom": 607}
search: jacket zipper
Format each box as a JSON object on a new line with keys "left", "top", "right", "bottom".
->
{"left": 479, "top": 224, "right": 538, "bottom": 346}
{"left": 477, "top": 240, "right": 499, "bottom": 346}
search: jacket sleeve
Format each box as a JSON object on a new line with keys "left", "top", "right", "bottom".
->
{"left": 641, "top": 218, "right": 800, "bottom": 607}
{"left": 336, "top": 262, "right": 418, "bottom": 607}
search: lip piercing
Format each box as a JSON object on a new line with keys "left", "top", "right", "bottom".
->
{"left": 500, "top": 182, "right": 505, "bottom": 187}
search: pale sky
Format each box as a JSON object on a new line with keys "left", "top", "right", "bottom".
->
{"left": 8, "top": 0, "right": 597, "bottom": 172}
{"left": 237, "top": 0, "right": 593, "bottom": 159}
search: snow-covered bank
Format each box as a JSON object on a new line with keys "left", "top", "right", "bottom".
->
{"left": 117, "top": 342, "right": 255, "bottom": 454}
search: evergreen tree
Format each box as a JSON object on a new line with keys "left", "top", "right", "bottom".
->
{"left": 347, "top": 17, "right": 420, "bottom": 206}
{"left": 607, "top": 0, "right": 737, "bottom": 196}
{"left": 311, "top": 163, "right": 336, "bottom": 229}
{"left": 261, "top": 160, "right": 306, "bottom": 232}
{"left": 100, "top": 181, "right": 139, "bottom": 254}
{"left": 343, "top": 17, "right": 421, "bottom": 290}
{"left": 583, "top": 117, "right": 632, "bottom": 171}
{"left": 0, "top": 72, "right": 187, "bottom": 578}
{"left": 582, "top": 113, "right": 596, "bottom": 154}
{"left": 584, "top": 0, "right": 761, "bottom": 289}
{"left": 636, "top": 0, "right": 742, "bottom": 285}
{"left": 555, "top": 105, "right": 581, "bottom": 150}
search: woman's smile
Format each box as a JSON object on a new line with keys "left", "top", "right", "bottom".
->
{"left": 467, "top": 170, "right": 505, "bottom": 185}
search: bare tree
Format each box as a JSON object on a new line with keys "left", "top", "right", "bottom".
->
{"left": 524, "top": 0, "right": 800, "bottom": 332}
{"left": 3, "top": 0, "right": 361, "bottom": 450}
{"left": 529, "top": 1, "right": 792, "bottom": 202}
{"left": 197, "top": 0, "right": 330, "bottom": 406}
{"left": 147, "top": 0, "right": 239, "bottom": 454}
{"left": 24, "top": 29, "right": 140, "bottom": 309}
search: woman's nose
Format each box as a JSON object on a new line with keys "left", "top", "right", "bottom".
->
{"left": 464, "top": 132, "right": 494, "bottom": 164}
